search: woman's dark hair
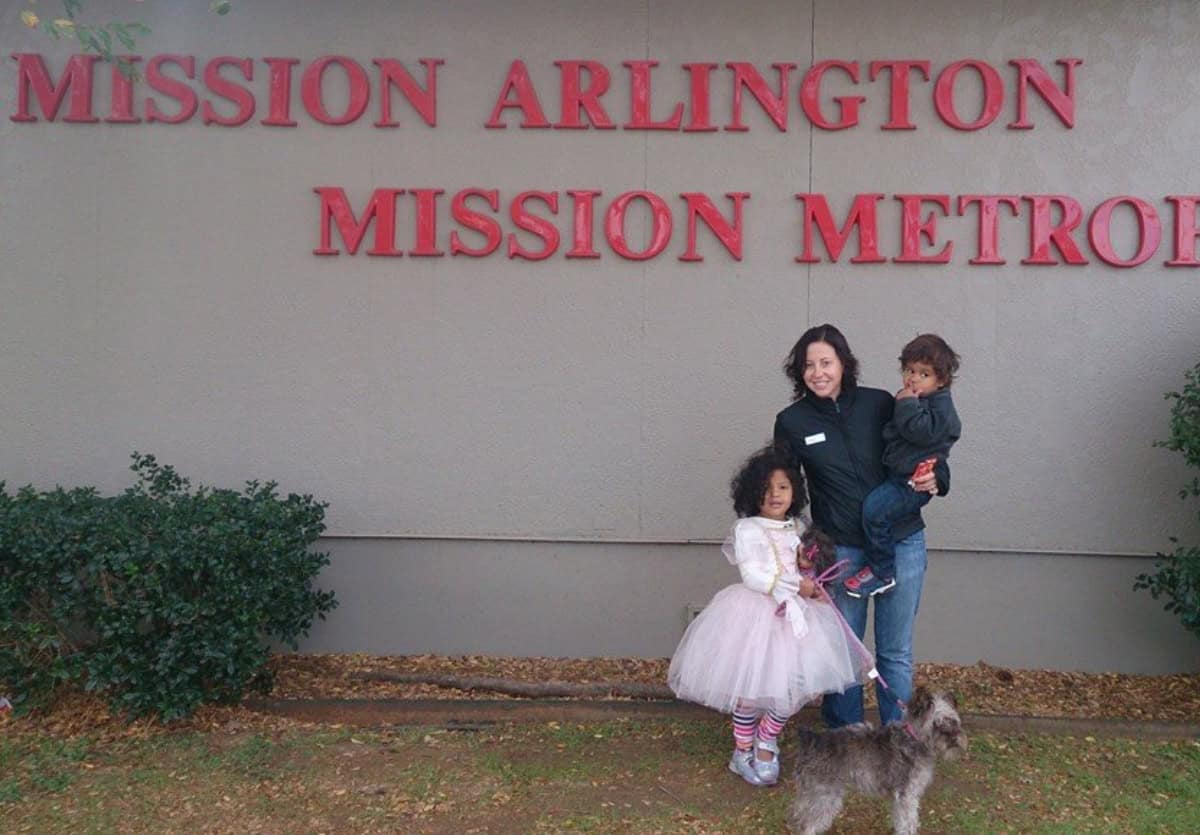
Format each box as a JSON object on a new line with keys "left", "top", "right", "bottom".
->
{"left": 899, "top": 333, "right": 961, "bottom": 388}
{"left": 730, "top": 443, "right": 807, "bottom": 518}
{"left": 783, "top": 323, "right": 860, "bottom": 401}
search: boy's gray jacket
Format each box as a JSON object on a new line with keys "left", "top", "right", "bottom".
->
{"left": 881, "top": 389, "right": 961, "bottom": 485}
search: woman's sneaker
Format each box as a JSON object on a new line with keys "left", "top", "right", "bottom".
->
{"left": 728, "top": 748, "right": 766, "bottom": 786}
{"left": 844, "top": 567, "right": 897, "bottom": 598}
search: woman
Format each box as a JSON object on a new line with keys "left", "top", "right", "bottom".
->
{"left": 773, "top": 324, "right": 941, "bottom": 727}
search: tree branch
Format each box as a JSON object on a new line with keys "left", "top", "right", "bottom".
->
{"left": 351, "top": 671, "right": 674, "bottom": 700}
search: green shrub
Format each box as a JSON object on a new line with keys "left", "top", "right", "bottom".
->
{"left": 0, "top": 453, "right": 337, "bottom": 719}
{"left": 1135, "top": 362, "right": 1200, "bottom": 640}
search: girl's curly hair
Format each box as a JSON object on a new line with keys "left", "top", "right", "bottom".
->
{"left": 730, "top": 443, "right": 807, "bottom": 518}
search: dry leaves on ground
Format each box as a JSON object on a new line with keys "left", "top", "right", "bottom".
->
{"left": 6, "top": 654, "right": 1197, "bottom": 740}
{"left": 267, "top": 654, "right": 1200, "bottom": 723}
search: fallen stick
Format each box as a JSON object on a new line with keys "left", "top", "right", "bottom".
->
{"left": 351, "top": 671, "right": 674, "bottom": 700}
{"left": 655, "top": 781, "right": 687, "bottom": 807}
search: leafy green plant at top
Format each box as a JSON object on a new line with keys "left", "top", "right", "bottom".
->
{"left": 18, "top": 1, "right": 235, "bottom": 78}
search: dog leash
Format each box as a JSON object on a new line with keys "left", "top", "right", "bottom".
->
{"left": 872, "top": 674, "right": 919, "bottom": 739}
{"left": 809, "top": 558, "right": 920, "bottom": 740}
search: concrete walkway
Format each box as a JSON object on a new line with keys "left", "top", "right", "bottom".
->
{"left": 248, "top": 698, "right": 1200, "bottom": 740}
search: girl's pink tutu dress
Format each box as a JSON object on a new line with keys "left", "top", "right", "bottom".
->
{"left": 668, "top": 516, "right": 871, "bottom": 715}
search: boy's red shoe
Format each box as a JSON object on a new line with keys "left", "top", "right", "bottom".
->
{"left": 844, "top": 567, "right": 896, "bottom": 598}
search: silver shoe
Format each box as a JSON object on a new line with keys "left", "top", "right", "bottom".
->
{"left": 753, "top": 737, "right": 781, "bottom": 785}
{"left": 728, "top": 748, "right": 766, "bottom": 786}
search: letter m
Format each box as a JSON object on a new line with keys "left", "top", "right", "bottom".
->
{"left": 313, "top": 188, "right": 404, "bottom": 256}
{"left": 794, "top": 193, "right": 885, "bottom": 263}
{"left": 11, "top": 54, "right": 99, "bottom": 123}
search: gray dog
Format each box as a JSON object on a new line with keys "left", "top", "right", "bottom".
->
{"left": 787, "top": 688, "right": 967, "bottom": 835}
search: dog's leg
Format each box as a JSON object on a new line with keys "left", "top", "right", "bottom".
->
{"left": 892, "top": 762, "right": 933, "bottom": 835}
{"left": 787, "top": 787, "right": 844, "bottom": 835}
{"left": 891, "top": 789, "right": 921, "bottom": 835}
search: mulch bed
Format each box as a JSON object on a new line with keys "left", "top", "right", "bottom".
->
{"left": 5, "top": 654, "right": 1198, "bottom": 739}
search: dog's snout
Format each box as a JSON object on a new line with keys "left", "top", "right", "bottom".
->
{"left": 947, "top": 730, "right": 968, "bottom": 760}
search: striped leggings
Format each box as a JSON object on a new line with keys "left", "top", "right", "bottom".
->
{"left": 732, "top": 705, "right": 791, "bottom": 750}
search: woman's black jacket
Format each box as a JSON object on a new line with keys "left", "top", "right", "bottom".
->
{"left": 773, "top": 384, "right": 948, "bottom": 548}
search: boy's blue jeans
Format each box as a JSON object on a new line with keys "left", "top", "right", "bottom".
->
{"left": 822, "top": 530, "right": 927, "bottom": 727}
{"left": 861, "top": 477, "right": 931, "bottom": 581}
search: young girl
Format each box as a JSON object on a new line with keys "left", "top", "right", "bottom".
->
{"left": 668, "top": 444, "right": 872, "bottom": 787}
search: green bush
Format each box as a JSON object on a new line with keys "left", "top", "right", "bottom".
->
{"left": 0, "top": 453, "right": 337, "bottom": 720}
{"left": 1135, "top": 362, "right": 1200, "bottom": 640}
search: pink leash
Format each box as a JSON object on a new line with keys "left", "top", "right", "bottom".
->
{"left": 809, "top": 558, "right": 917, "bottom": 736}
{"left": 809, "top": 559, "right": 876, "bottom": 673}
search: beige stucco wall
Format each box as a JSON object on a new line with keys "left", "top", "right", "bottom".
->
{"left": 308, "top": 538, "right": 1191, "bottom": 675}
{"left": 2, "top": 0, "right": 1197, "bottom": 671}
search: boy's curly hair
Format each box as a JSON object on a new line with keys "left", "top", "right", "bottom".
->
{"left": 730, "top": 443, "right": 807, "bottom": 518}
{"left": 900, "top": 333, "right": 961, "bottom": 388}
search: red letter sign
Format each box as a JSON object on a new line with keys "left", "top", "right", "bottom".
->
{"left": 680, "top": 193, "right": 749, "bottom": 261}
{"left": 958, "top": 195, "right": 1021, "bottom": 264}
{"left": 145, "top": 54, "right": 198, "bottom": 124}
{"left": 486, "top": 60, "right": 550, "bottom": 128}
{"left": 606, "top": 191, "right": 673, "bottom": 259}
{"left": 869, "top": 60, "right": 931, "bottom": 130}
{"left": 726, "top": 62, "right": 795, "bottom": 132}
{"left": 374, "top": 58, "right": 442, "bottom": 127}
{"left": 1088, "top": 196, "right": 1161, "bottom": 267}
{"left": 624, "top": 61, "right": 684, "bottom": 130}
{"left": 11, "top": 53, "right": 99, "bottom": 123}
{"left": 895, "top": 194, "right": 953, "bottom": 263}
{"left": 450, "top": 189, "right": 502, "bottom": 257}
{"left": 1008, "top": 58, "right": 1081, "bottom": 129}
{"left": 301, "top": 56, "right": 369, "bottom": 126}
{"left": 1166, "top": 196, "right": 1200, "bottom": 266}
{"left": 313, "top": 187, "right": 404, "bottom": 256}
{"left": 203, "top": 56, "right": 255, "bottom": 126}
{"left": 799, "top": 61, "right": 864, "bottom": 130}
{"left": 554, "top": 60, "right": 615, "bottom": 129}
{"left": 509, "top": 191, "right": 561, "bottom": 259}
{"left": 934, "top": 60, "right": 1003, "bottom": 131}
{"left": 1022, "top": 195, "right": 1088, "bottom": 265}
{"left": 795, "top": 194, "right": 885, "bottom": 263}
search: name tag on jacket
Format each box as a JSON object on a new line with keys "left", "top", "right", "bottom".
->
{"left": 804, "top": 433, "right": 826, "bottom": 446}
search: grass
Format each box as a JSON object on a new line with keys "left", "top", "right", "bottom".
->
{"left": 0, "top": 735, "right": 91, "bottom": 804}
{"left": 0, "top": 718, "right": 1197, "bottom": 833}
{"left": 932, "top": 733, "right": 1200, "bottom": 834}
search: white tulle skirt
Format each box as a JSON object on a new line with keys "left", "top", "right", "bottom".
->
{"left": 667, "top": 584, "right": 870, "bottom": 715}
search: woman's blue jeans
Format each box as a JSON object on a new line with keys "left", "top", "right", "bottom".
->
{"left": 821, "top": 529, "right": 927, "bottom": 727}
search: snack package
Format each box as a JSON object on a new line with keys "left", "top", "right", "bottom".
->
{"left": 908, "top": 457, "right": 938, "bottom": 487}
